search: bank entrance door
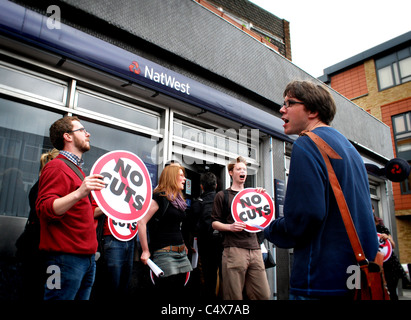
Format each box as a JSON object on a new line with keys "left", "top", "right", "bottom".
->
{"left": 170, "top": 117, "right": 259, "bottom": 202}
{"left": 183, "top": 163, "right": 225, "bottom": 202}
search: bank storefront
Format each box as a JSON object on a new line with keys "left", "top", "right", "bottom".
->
{"left": 0, "top": 0, "right": 396, "bottom": 300}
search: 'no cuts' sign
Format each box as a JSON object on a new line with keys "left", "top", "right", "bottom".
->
{"left": 231, "top": 188, "right": 274, "bottom": 232}
{"left": 91, "top": 150, "right": 152, "bottom": 223}
{"left": 377, "top": 233, "right": 392, "bottom": 262}
{"left": 108, "top": 218, "right": 138, "bottom": 241}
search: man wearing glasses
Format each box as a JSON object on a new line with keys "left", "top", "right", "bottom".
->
{"left": 36, "top": 116, "right": 106, "bottom": 300}
{"left": 264, "top": 80, "right": 379, "bottom": 300}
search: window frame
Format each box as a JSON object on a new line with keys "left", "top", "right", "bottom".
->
{"left": 376, "top": 46, "right": 411, "bottom": 91}
{"left": 392, "top": 112, "right": 411, "bottom": 194}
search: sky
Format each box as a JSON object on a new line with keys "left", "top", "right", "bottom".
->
{"left": 250, "top": 0, "right": 411, "bottom": 78}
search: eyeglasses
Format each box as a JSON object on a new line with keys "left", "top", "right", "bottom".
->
{"left": 68, "top": 127, "right": 88, "bottom": 134}
{"left": 282, "top": 99, "right": 304, "bottom": 109}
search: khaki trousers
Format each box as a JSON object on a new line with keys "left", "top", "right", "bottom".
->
{"left": 221, "top": 247, "right": 271, "bottom": 300}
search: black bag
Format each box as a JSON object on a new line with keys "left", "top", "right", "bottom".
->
{"left": 264, "top": 250, "right": 276, "bottom": 269}
{"left": 257, "top": 230, "right": 276, "bottom": 269}
{"left": 15, "top": 181, "right": 40, "bottom": 260}
{"left": 15, "top": 214, "right": 40, "bottom": 260}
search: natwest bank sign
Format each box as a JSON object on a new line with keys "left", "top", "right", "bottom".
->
{"left": 129, "top": 60, "right": 191, "bottom": 95}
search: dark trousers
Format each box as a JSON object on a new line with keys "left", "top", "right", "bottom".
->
{"left": 198, "top": 234, "right": 223, "bottom": 299}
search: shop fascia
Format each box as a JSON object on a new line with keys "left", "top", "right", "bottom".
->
{"left": 129, "top": 61, "right": 191, "bottom": 96}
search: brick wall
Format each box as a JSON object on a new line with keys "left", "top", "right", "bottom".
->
{"left": 379, "top": 91, "right": 411, "bottom": 264}
{"left": 351, "top": 60, "right": 411, "bottom": 118}
{"left": 396, "top": 217, "right": 411, "bottom": 263}
{"left": 330, "top": 64, "right": 368, "bottom": 100}
{"left": 381, "top": 98, "right": 411, "bottom": 213}
{"left": 330, "top": 59, "right": 411, "bottom": 263}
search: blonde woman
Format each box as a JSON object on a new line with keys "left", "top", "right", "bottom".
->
{"left": 139, "top": 164, "right": 192, "bottom": 299}
{"left": 16, "top": 148, "right": 59, "bottom": 300}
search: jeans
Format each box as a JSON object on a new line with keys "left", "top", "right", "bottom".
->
{"left": 43, "top": 253, "right": 96, "bottom": 300}
{"left": 103, "top": 235, "right": 135, "bottom": 297}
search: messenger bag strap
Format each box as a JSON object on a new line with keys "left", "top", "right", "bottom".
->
{"left": 58, "top": 157, "right": 84, "bottom": 181}
{"left": 58, "top": 158, "right": 93, "bottom": 204}
{"left": 301, "top": 130, "right": 368, "bottom": 266}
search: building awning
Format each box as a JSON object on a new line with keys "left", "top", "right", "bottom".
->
{"left": 0, "top": 1, "right": 293, "bottom": 143}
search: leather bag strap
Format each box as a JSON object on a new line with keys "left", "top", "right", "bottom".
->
{"left": 58, "top": 158, "right": 92, "bottom": 204}
{"left": 58, "top": 158, "right": 84, "bottom": 181}
{"left": 301, "top": 130, "right": 368, "bottom": 266}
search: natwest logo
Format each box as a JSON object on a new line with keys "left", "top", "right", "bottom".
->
{"left": 128, "top": 60, "right": 191, "bottom": 96}
{"left": 129, "top": 61, "right": 141, "bottom": 74}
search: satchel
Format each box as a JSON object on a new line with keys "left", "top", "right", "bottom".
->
{"left": 264, "top": 249, "right": 276, "bottom": 269}
{"left": 302, "top": 131, "right": 390, "bottom": 300}
{"left": 354, "top": 251, "right": 388, "bottom": 300}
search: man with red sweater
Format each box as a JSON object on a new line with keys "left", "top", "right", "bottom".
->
{"left": 36, "top": 116, "right": 105, "bottom": 300}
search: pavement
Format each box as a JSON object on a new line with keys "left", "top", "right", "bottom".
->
{"left": 399, "top": 289, "right": 411, "bottom": 300}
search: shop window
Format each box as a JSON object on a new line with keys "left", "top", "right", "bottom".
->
{"left": 0, "top": 97, "right": 160, "bottom": 217}
{"left": 172, "top": 120, "right": 259, "bottom": 164}
{"left": 76, "top": 90, "right": 159, "bottom": 131}
{"left": 172, "top": 119, "right": 259, "bottom": 189}
{"left": 376, "top": 46, "right": 411, "bottom": 90}
{"left": 0, "top": 63, "right": 67, "bottom": 104}
{"left": 0, "top": 98, "right": 61, "bottom": 217}
{"left": 78, "top": 120, "right": 159, "bottom": 189}
{"left": 392, "top": 112, "right": 411, "bottom": 194}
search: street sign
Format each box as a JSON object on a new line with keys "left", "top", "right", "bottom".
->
{"left": 385, "top": 158, "right": 410, "bottom": 182}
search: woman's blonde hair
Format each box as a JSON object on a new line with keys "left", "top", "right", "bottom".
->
{"left": 154, "top": 165, "right": 185, "bottom": 201}
{"left": 39, "top": 148, "right": 59, "bottom": 174}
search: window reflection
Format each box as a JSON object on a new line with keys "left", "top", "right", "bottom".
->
{"left": 0, "top": 64, "right": 66, "bottom": 103}
{"left": 80, "top": 120, "right": 159, "bottom": 188}
{"left": 0, "top": 98, "right": 61, "bottom": 217}
{"left": 0, "top": 99, "right": 160, "bottom": 218}
{"left": 77, "top": 91, "right": 159, "bottom": 130}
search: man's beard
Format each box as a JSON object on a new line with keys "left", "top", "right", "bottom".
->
{"left": 74, "top": 137, "right": 90, "bottom": 153}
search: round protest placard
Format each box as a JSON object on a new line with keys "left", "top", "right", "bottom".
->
{"left": 231, "top": 188, "right": 274, "bottom": 233}
{"left": 377, "top": 233, "right": 392, "bottom": 262}
{"left": 91, "top": 150, "right": 152, "bottom": 222}
{"left": 108, "top": 218, "right": 138, "bottom": 241}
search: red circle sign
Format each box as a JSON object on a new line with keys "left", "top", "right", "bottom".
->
{"left": 377, "top": 233, "right": 392, "bottom": 262}
{"left": 231, "top": 188, "right": 275, "bottom": 233}
{"left": 91, "top": 150, "right": 152, "bottom": 222}
{"left": 108, "top": 218, "right": 138, "bottom": 241}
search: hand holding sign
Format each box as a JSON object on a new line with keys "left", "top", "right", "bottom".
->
{"left": 230, "top": 221, "right": 247, "bottom": 232}
{"left": 231, "top": 188, "right": 275, "bottom": 232}
{"left": 78, "top": 174, "right": 106, "bottom": 199}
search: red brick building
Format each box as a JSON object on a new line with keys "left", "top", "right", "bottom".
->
{"left": 320, "top": 31, "right": 411, "bottom": 263}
